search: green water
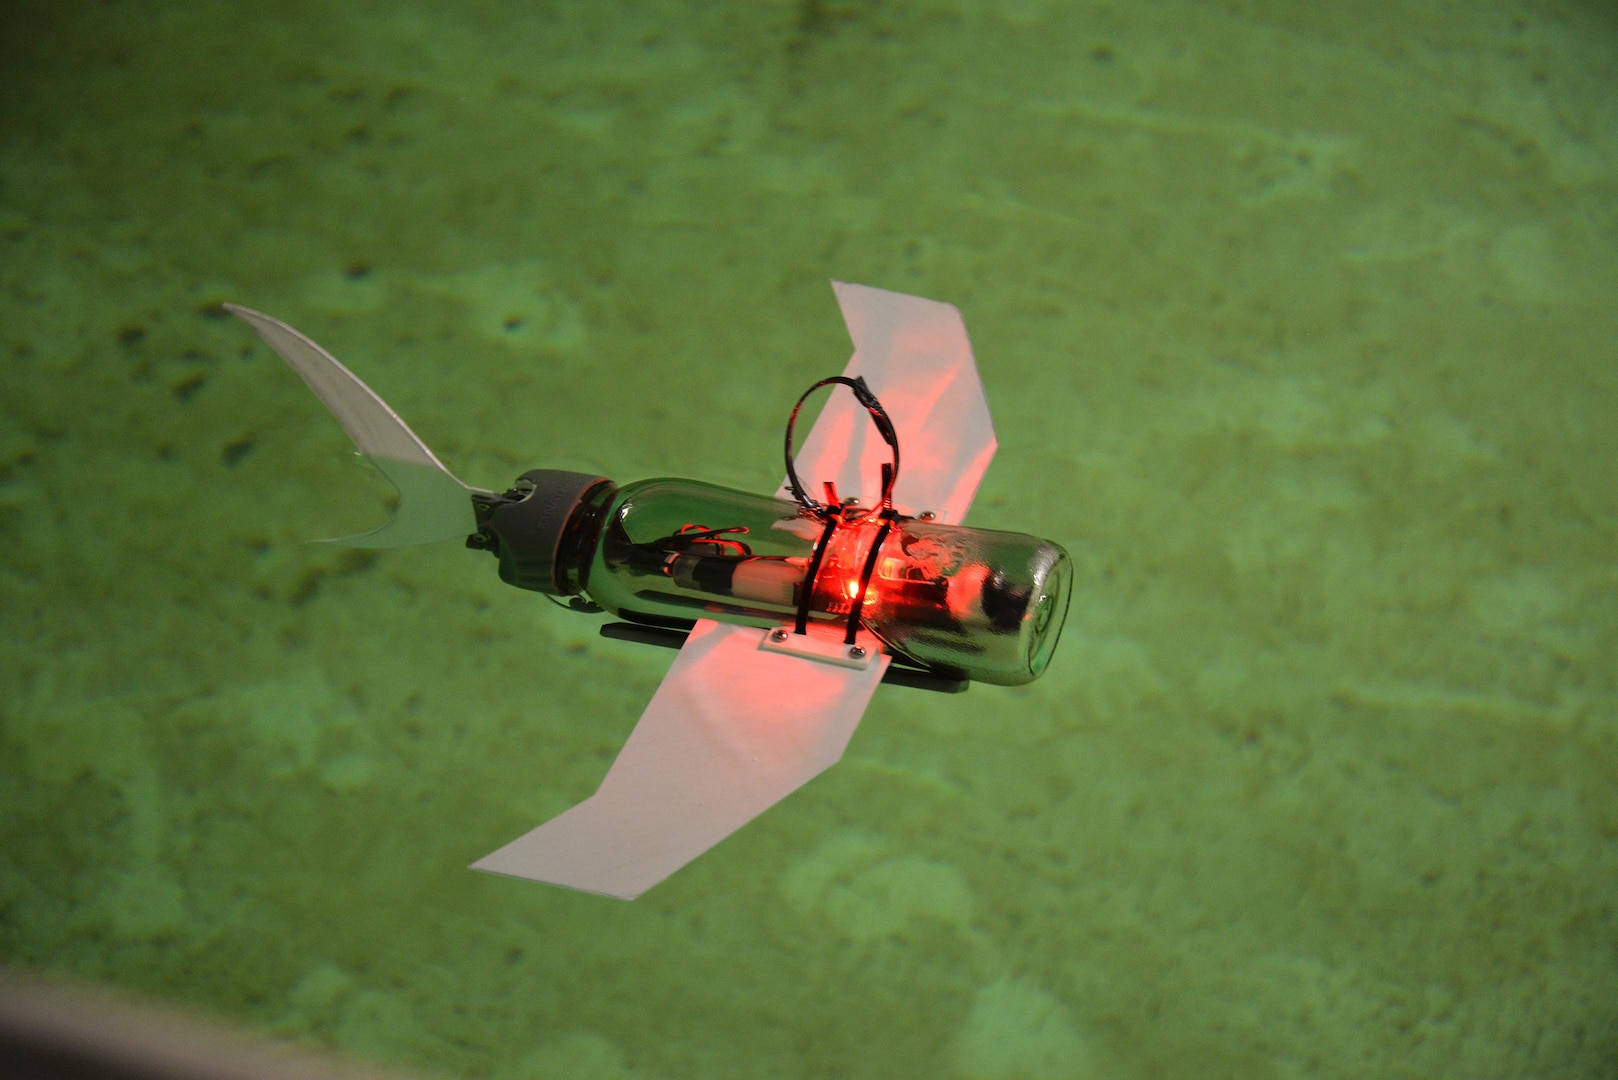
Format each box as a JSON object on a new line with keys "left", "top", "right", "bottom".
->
{"left": 2, "top": 2, "right": 1616, "bottom": 1077}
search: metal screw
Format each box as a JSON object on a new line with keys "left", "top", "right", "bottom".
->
{"left": 918, "top": 510, "right": 938, "bottom": 521}
{"left": 848, "top": 645, "right": 867, "bottom": 659}
{"left": 769, "top": 628, "right": 789, "bottom": 643}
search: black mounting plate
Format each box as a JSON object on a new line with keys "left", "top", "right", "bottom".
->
{"left": 596, "top": 622, "right": 970, "bottom": 694}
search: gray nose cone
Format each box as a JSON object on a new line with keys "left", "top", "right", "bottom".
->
{"left": 476, "top": 470, "right": 612, "bottom": 595}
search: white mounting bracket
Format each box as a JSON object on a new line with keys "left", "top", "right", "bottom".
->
{"left": 758, "top": 624, "right": 879, "bottom": 670}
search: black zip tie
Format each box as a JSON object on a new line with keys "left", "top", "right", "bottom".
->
{"left": 844, "top": 507, "right": 896, "bottom": 646}
{"left": 794, "top": 508, "right": 842, "bottom": 636}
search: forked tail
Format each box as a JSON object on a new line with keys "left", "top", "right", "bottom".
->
{"left": 225, "top": 305, "right": 488, "bottom": 547}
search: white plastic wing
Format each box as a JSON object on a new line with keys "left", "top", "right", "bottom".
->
{"left": 472, "top": 620, "right": 890, "bottom": 899}
{"left": 225, "top": 304, "right": 484, "bottom": 548}
{"left": 783, "top": 281, "right": 996, "bottom": 525}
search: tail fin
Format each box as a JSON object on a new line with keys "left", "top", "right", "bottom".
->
{"left": 226, "top": 304, "right": 488, "bottom": 547}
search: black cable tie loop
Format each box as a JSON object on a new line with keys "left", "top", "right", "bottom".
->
{"left": 782, "top": 375, "right": 903, "bottom": 638}
{"left": 783, "top": 375, "right": 901, "bottom": 519}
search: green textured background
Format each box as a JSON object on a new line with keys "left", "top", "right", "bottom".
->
{"left": 3, "top": 2, "right": 1616, "bottom": 1077}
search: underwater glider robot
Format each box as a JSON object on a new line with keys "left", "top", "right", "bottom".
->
{"left": 227, "top": 281, "right": 1071, "bottom": 899}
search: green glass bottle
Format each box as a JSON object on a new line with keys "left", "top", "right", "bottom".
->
{"left": 470, "top": 470, "right": 1071, "bottom": 686}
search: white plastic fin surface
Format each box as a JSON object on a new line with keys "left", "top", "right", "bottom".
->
{"left": 472, "top": 619, "right": 890, "bottom": 899}
{"left": 225, "top": 304, "right": 483, "bottom": 547}
{"left": 782, "top": 282, "right": 997, "bottom": 525}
